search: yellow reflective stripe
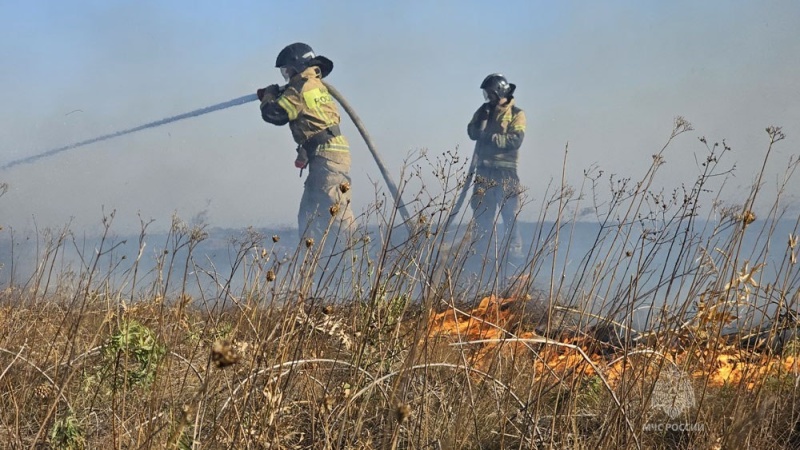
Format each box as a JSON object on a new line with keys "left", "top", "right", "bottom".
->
{"left": 493, "top": 161, "right": 517, "bottom": 168}
{"left": 317, "top": 146, "right": 350, "bottom": 153}
{"left": 328, "top": 135, "right": 348, "bottom": 146}
{"left": 481, "top": 159, "right": 517, "bottom": 168}
{"left": 511, "top": 125, "right": 526, "bottom": 132}
{"left": 317, "top": 144, "right": 350, "bottom": 153}
{"left": 314, "top": 135, "right": 350, "bottom": 153}
{"left": 277, "top": 97, "right": 298, "bottom": 121}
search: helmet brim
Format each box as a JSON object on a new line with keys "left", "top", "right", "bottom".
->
{"left": 507, "top": 83, "right": 517, "bottom": 98}
{"left": 309, "top": 56, "right": 334, "bottom": 78}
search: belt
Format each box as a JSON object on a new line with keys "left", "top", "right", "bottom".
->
{"left": 302, "top": 125, "right": 341, "bottom": 153}
{"left": 477, "top": 159, "right": 517, "bottom": 169}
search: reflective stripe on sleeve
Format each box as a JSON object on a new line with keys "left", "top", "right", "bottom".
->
{"left": 277, "top": 96, "right": 299, "bottom": 121}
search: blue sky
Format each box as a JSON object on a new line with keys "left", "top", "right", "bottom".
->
{"left": 1, "top": 1, "right": 798, "bottom": 234}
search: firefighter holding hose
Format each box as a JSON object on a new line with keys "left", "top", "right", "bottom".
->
{"left": 467, "top": 73, "right": 526, "bottom": 259}
{"left": 257, "top": 42, "right": 356, "bottom": 244}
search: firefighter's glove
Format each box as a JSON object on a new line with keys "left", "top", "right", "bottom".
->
{"left": 477, "top": 103, "right": 492, "bottom": 122}
{"left": 476, "top": 104, "right": 492, "bottom": 142}
{"left": 491, "top": 133, "right": 508, "bottom": 148}
{"left": 295, "top": 146, "right": 309, "bottom": 169}
{"left": 257, "top": 84, "right": 282, "bottom": 102}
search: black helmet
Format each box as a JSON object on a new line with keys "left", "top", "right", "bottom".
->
{"left": 275, "top": 42, "right": 333, "bottom": 78}
{"left": 480, "top": 73, "right": 516, "bottom": 101}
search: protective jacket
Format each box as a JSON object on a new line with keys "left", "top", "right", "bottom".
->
{"left": 261, "top": 66, "right": 350, "bottom": 155}
{"left": 258, "top": 64, "right": 355, "bottom": 243}
{"left": 467, "top": 99, "right": 526, "bottom": 169}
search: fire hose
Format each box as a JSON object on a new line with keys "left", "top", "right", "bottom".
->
{"left": 323, "top": 82, "right": 411, "bottom": 226}
{"left": 0, "top": 84, "right": 412, "bottom": 228}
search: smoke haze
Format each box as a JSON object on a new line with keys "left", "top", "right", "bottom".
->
{"left": 1, "top": 1, "right": 798, "bottom": 235}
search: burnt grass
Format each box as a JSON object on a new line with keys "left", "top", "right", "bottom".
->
{"left": 2, "top": 287, "right": 800, "bottom": 449}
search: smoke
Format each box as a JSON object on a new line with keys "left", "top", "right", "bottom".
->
{"left": 1, "top": 1, "right": 798, "bottom": 236}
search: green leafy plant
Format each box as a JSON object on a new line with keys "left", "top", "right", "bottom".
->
{"left": 50, "top": 411, "right": 85, "bottom": 450}
{"left": 103, "top": 319, "right": 166, "bottom": 388}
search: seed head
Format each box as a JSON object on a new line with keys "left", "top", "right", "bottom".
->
{"left": 330, "top": 203, "right": 340, "bottom": 216}
{"left": 339, "top": 182, "right": 350, "bottom": 193}
{"left": 741, "top": 210, "right": 756, "bottom": 226}
{"left": 305, "top": 238, "right": 315, "bottom": 248}
{"left": 272, "top": 235, "right": 280, "bottom": 243}
{"left": 266, "top": 269, "right": 276, "bottom": 282}
{"left": 322, "top": 395, "right": 336, "bottom": 412}
{"left": 211, "top": 340, "right": 243, "bottom": 369}
{"left": 34, "top": 383, "right": 53, "bottom": 399}
{"left": 395, "top": 403, "right": 411, "bottom": 423}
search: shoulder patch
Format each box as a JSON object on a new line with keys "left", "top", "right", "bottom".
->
{"left": 302, "top": 87, "right": 335, "bottom": 109}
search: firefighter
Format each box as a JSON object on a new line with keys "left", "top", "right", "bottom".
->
{"left": 257, "top": 43, "right": 355, "bottom": 246}
{"left": 467, "top": 73, "right": 526, "bottom": 258}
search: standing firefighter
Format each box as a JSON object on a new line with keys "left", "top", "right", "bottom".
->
{"left": 257, "top": 43, "right": 355, "bottom": 245}
{"left": 467, "top": 73, "right": 526, "bottom": 258}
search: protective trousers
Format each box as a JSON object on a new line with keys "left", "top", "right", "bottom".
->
{"left": 470, "top": 167, "right": 523, "bottom": 256}
{"left": 298, "top": 150, "right": 356, "bottom": 246}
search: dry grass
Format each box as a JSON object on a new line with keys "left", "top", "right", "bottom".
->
{"left": 1, "top": 120, "right": 799, "bottom": 449}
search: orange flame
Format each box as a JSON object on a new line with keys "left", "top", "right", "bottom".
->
{"left": 429, "top": 296, "right": 800, "bottom": 388}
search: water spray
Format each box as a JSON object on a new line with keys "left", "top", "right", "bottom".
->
{"left": 1, "top": 84, "right": 412, "bottom": 230}
{"left": 1, "top": 94, "right": 258, "bottom": 170}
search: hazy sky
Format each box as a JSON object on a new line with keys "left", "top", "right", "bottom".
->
{"left": 1, "top": 0, "right": 798, "bottom": 235}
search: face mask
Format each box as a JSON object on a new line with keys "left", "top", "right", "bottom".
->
{"left": 280, "top": 67, "right": 292, "bottom": 82}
